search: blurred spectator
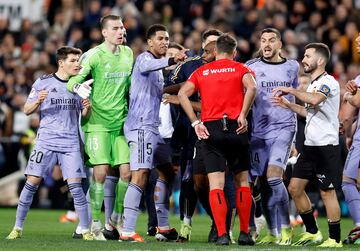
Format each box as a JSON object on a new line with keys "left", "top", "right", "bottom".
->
{"left": 66, "top": 27, "right": 90, "bottom": 51}
{"left": 295, "top": 11, "right": 322, "bottom": 43}
{"left": 85, "top": 0, "right": 102, "bottom": 28}
{"left": 141, "top": 0, "right": 161, "bottom": 31}
{"left": 162, "top": 4, "right": 174, "bottom": 28}
{"left": 111, "top": 0, "right": 139, "bottom": 19}
{"left": 337, "top": 21, "right": 360, "bottom": 65}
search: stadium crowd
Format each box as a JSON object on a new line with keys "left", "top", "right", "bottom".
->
{"left": 1, "top": 0, "right": 360, "bottom": 247}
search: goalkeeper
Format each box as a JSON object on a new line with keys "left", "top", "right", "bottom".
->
{"left": 67, "top": 14, "right": 133, "bottom": 240}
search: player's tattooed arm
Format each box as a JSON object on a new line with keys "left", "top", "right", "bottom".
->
{"left": 24, "top": 90, "right": 48, "bottom": 115}
{"left": 81, "top": 99, "right": 91, "bottom": 118}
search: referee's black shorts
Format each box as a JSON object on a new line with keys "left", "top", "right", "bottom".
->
{"left": 193, "top": 140, "right": 205, "bottom": 174}
{"left": 193, "top": 119, "right": 250, "bottom": 174}
{"left": 292, "top": 145, "right": 342, "bottom": 190}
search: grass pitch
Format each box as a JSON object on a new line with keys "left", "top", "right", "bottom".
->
{"left": 0, "top": 208, "right": 358, "bottom": 250}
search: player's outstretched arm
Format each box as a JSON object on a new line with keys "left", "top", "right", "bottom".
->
{"left": 162, "top": 94, "right": 201, "bottom": 112}
{"left": 163, "top": 83, "right": 183, "bottom": 94}
{"left": 273, "top": 86, "right": 326, "bottom": 106}
{"left": 271, "top": 95, "right": 308, "bottom": 117}
{"left": 23, "top": 90, "right": 48, "bottom": 115}
{"left": 72, "top": 79, "right": 93, "bottom": 99}
{"left": 139, "top": 49, "right": 187, "bottom": 73}
{"left": 139, "top": 56, "right": 173, "bottom": 73}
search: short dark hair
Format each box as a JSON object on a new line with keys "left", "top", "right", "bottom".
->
{"left": 146, "top": 24, "right": 167, "bottom": 39}
{"left": 305, "top": 42, "right": 331, "bottom": 63}
{"left": 56, "top": 46, "right": 82, "bottom": 64}
{"left": 261, "top": 28, "right": 281, "bottom": 40}
{"left": 216, "top": 34, "right": 237, "bottom": 55}
{"left": 202, "top": 29, "right": 223, "bottom": 42}
{"left": 168, "top": 42, "right": 184, "bottom": 51}
{"left": 100, "top": 15, "right": 121, "bottom": 30}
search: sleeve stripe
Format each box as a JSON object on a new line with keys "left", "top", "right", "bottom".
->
{"left": 171, "top": 64, "right": 182, "bottom": 81}
{"left": 171, "top": 56, "right": 201, "bottom": 82}
{"left": 80, "top": 47, "right": 100, "bottom": 64}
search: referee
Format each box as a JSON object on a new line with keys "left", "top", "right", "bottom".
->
{"left": 178, "top": 34, "right": 257, "bottom": 246}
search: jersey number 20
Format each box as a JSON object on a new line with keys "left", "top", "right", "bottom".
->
{"left": 30, "top": 150, "right": 44, "bottom": 164}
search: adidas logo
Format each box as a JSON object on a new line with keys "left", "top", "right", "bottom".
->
{"left": 328, "top": 183, "right": 334, "bottom": 188}
{"left": 105, "top": 63, "right": 111, "bottom": 69}
{"left": 203, "top": 69, "right": 209, "bottom": 76}
{"left": 51, "top": 88, "right": 57, "bottom": 93}
{"left": 260, "top": 72, "right": 266, "bottom": 77}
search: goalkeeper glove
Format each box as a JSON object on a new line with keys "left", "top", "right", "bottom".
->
{"left": 73, "top": 79, "right": 93, "bottom": 99}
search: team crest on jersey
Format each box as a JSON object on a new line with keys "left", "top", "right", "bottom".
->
{"left": 287, "top": 70, "right": 293, "bottom": 80}
{"left": 319, "top": 84, "right": 330, "bottom": 97}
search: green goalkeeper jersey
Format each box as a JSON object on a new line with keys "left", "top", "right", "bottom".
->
{"left": 67, "top": 43, "right": 133, "bottom": 132}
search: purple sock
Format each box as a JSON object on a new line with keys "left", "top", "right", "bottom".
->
{"left": 154, "top": 179, "right": 170, "bottom": 228}
{"left": 15, "top": 180, "right": 39, "bottom": 229}
{"left": 104, "top": 176, "right": 118, "bottom": 225}
{"left": 122, "top": 183, "right": 143, "bottom": 233}
{"left": 268, "top": 178, "right": 290, "bottom": 228}
{"left": 261, "top": 186, "right": 278, "bottom": 235}
{"left": 86, "top": 189, "right": 91, "bottom": 224}
{"left": 342, "top": 181, "right": 360, "bottom": 225}
{"left": 68, "top": 181, "right": 89, "bottom": 230}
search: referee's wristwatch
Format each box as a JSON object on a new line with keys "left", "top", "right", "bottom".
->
{"left": 191, "top": 120, "right": 202, "bottom": 128}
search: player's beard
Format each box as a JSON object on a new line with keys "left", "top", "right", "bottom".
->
{"left": 263, "top": 49, "right": 278, "bottom": 61}
{"left": 303, "top": 62, "right": 317, "bottom": 73}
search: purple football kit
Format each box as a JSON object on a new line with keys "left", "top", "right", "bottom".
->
{"left": 246, "top": 58, "right": 299, "bottom": 177}
{"left": 25, "top": 74, "right": 85, "bottom": 180}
